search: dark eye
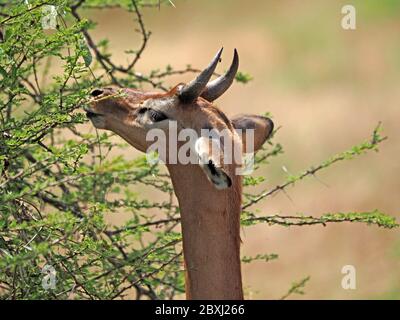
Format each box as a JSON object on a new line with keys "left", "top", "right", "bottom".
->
{"left": 138, "top": 107, "right": 148, "bottom": 114}
{"left": 148, "top": 109, "right": 168, "bottom": 122}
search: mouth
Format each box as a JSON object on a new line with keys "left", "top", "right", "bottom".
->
{"left": 83, "top": 105, "right": 103, "bottom": 119}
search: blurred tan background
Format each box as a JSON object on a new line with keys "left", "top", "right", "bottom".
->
{"left": 87, "top": 0, "right": 400, "bottom": 299}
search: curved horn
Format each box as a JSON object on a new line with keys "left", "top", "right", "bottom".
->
{"left": 201, "top": 49, "right": 239, "bottom": 102}
{"left": 179, "top": 48, "right": 223, "bottom": 103}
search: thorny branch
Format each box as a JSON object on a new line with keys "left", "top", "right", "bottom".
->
{"left": 0, "top": 1, "right": 397, "bottom": 301}
{"left": 0, "top": 0, "right": 188, "bottom": 300}
{"left": 242, "top": 124, "right": 387, "bottom": 210}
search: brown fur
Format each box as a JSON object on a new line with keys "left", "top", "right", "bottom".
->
{"left": 85, "top": 83, "right": 273, "bottom": 300}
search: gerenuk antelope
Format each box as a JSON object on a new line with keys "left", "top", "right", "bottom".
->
{"left": 84, "top": 48, "right": 274, "bottom": 299}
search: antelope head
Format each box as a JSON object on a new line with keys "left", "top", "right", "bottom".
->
{"left": 84, "top": 48, "right": 274, "bottom": 189}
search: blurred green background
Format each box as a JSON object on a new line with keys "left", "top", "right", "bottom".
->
{"left": 85, "top": 0, "right": 400, "bottom": 299}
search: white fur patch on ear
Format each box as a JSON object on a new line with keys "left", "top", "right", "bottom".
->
{"left": 195, "top": 136, "right": 220, "bottom": 166}
{"left": 195, "top": 137, "right": 232, "bottom": 190}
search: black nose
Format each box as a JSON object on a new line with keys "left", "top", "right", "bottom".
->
{"left": 91, "top": 89, "right": 104, "bottom": 97}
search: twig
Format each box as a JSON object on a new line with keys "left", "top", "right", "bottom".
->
{"left": 243, "top": 125, "right": 387, "bottom": 210}
{"left": 280, "top": 276, "right": 310, "bottom": 300}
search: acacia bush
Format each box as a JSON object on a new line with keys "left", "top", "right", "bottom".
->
{"left": 0, "top": 0, "right": 397, "bottom": 299}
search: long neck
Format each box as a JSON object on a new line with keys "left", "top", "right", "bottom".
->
{"left": 167, "top": 163, "right": 243, "bottom": 300}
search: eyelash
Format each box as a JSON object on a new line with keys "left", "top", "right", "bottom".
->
{"left": 149, "top": 109, "right": 168, "bottom": 122}
{"left": 139, "top": 108, "right": 168, "bottom": 122}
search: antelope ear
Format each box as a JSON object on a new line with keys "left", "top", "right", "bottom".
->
{"left": 195, "top": 137, "right": 232, "bottom": 190}
{"left": 231, "top": 114, "right": 274, "bottom": 152}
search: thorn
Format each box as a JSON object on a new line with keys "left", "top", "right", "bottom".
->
{"left": 282, "top": 189, "right": 294, "bottom": 204}
{"left": 312, "top": 173, "right": 330, "bottom": 188}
